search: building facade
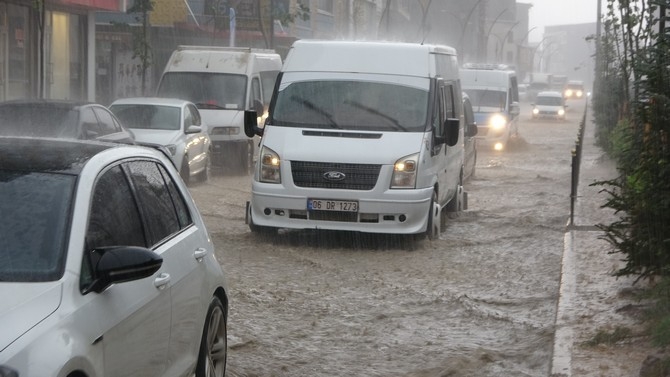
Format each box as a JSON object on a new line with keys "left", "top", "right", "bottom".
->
{"left": 0, "top": 0, "right": 121, "bottom": 101}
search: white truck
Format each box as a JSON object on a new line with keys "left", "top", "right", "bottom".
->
{"left": 243, "top": 40, "right": 466, "bottom": 239}
{"left": 156, "top": 46, "right": 282, "bottom": 173}
{"left": 460, "top": 64, "right": 520, "bottom": 151}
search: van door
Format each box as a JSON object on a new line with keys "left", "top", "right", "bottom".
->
{"left": 438, "top": 81, "right": 462, "bottom": 206}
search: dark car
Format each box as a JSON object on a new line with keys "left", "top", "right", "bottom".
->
{"left": 0, "top": 99, "right": 134, "bottom": 143}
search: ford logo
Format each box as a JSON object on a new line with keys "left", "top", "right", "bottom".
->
{"left": 323, "top": 171, "right": 346, "bottom": 181}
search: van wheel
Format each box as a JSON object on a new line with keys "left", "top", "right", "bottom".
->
{"left": 422, "top": 191, "right": 440, "bottom": 240}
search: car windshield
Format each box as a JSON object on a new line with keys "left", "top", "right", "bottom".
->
{"left": 0, "top": 170, "right": 74, "bottom": 282}
{"left": 536, "top": 96, "right": 564, "bottom": 106}
{"left": 111, "top": 104, "right": 181, "bottom": 131}
{"left": 157, "top": 72, "right": 247, "bottom": 110}
{"left": 0, "top": 104, "right": 79, "bottom": 138}
{"left": 464, "top": 89, "right": 507, "bottom": 112}
{"left": 271, "top": 76, "right": 429, "bottom": 132}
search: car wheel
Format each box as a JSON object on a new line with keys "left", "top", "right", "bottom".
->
{"left": 197, "top": 152, "right": 211, "bottom": 183}
{"left": 180, "top": 157, "right": 190, "bottom": 185}
{"left": 196, "top": 296, "right": 227, "bottom": 377}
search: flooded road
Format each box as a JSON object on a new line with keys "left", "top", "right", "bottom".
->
{"left": 189, "top": 100, "right": 587, "bottom": 376}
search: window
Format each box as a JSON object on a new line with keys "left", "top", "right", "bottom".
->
{"left": 158, "top": 163, "right": 193, "bottom": 229}
{"left": 80, "top": 107, "right": 101, "bottom": 139}
{"left": 85, "top": 165, "right": 146, "bottom": 251}
{"left": 93, "top": 107, "right": 121, "bottom": 135}
{"left": 251, "top": 77, "right": 262, "bottom": 109}
{"left": 126, "top": 160, "right": 181, "bottom": 246}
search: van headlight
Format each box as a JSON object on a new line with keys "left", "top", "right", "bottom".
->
{"left": 532, "top": 108, "right": 539, "bottom": 115}
{"left": 489, "top": 114, "right": 507, "bottom": 130}
{"left": 259, "top": 146, "right": 281, "bottom": 183}
{"left": 565, "top": 89, "right": 573, "bottom": 97}
{"left": 391, "top": 153, "right": 418, "bottom": 189}
{"left": 576, "top": 90, "right": 583, "bottom": 98}
{"left": 558, "top": 108, "right": 565, "bottom": 116}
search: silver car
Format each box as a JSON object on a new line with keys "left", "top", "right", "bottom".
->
{"left": 0, "top": 136, "right": 228, "bottom": 377}
{"left": 110, "top": 97, "right": 212, "bottom": 184}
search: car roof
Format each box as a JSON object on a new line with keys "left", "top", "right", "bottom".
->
{"left": 537, "top": 91, "right": 563, "bottom": 98}
{"left": 0, "top": 136, "right": 115, "bottom": 175}
{"left": 0, "top": 99, "right": 98, "bottom": 109}
{"left": 110, "top": 97, "right": 192, "bottom": 107}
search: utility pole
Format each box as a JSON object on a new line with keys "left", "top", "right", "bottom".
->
{"left": 477, "top": 0, "right": 488, "bottom": 62}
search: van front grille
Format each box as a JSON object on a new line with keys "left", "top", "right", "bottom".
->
{"left": 291, "top": 161, "right": 381, "bottom": 190}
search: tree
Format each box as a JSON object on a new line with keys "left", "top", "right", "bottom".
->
{"left": 127, "top": 0, "right": 154, "bottom": 95}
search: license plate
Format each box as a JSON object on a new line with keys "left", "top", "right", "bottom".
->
{"left": 307, "top": 198, "right": 359, "bottom": 212}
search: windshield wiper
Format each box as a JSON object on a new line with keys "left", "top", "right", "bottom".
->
{"left": 343, "top": 100, "right": 407, "bottom": 131}
{"left": 290, "top": 96, "right": 340, "bottom": 129}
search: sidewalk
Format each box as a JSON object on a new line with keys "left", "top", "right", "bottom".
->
{"left": 550, "top": 113, "right": 655, "bottom": 376}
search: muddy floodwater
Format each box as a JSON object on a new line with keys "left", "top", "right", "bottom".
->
{"left": 189, "top": 101, "right": 588, "bottom": 376}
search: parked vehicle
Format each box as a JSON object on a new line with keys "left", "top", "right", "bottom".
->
{"left": 0, "top": 136, "right": 228, "bottom": 377}
{"left": 460, "top": 63, "right": 520, "bottom": 151}
{"left": 156, "top": 46, "right": 282, "bottom": 174}
{"left": 244, "top": 40, "right": 465, "bottom": 240}
{"left": 0, "top": 99, "right": 134, "bottom": 143}
{"left": 109, "top": 97, "right": 212, "bottom": 184}
{"left": 532, "top": 91, "right": 567, "bottom": 120}
{"left": 462, "top": 93, "right": 478, "bottom": 181}
{"left": 563, "top": 80, "right": 585, "bottom": 100}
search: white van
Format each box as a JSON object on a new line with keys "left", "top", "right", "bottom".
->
{"left": 243, "top": 40, "right": 466, "bottom": 239}
{"left": 156, "top": 46, "right": 282, "bottom": 173}
{"left": 460, "top": 64, "right": 520, "bottom": 151}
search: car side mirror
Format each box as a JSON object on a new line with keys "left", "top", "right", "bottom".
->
{"left": 84, "top": 246, "right": 163, "bottom": 294}
{"left": 185, "top": 125, "right": 202, "bottom": 134}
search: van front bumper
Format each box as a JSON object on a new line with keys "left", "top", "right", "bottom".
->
{"left": 248, "top": 183, "right": 433, "bottom": 234}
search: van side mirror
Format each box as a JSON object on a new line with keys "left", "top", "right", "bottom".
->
{"left": 510, "top": 101, "right": 520, "bottom": 116}
{"left": 244, "top": 110, "right": 263, "bottom": 137}
{"left": 466, "top": 122, "right": 478, "bottom": 137}
{"left": 444, "top": 118, "right": 460, "bottom": 147}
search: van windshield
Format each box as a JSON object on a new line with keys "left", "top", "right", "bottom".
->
{"left": 271, "top": 76, "right": 429, "bottom": 132}
{"left": 463, "top": 89, "right": 506, "bottom": 112}
{"left": 157, "top": 72, "right": 247, "bottom": 110}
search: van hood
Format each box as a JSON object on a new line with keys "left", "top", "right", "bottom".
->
{"left": 263, "top": 126, "right": 426, "bottom": 164}
{"left": 130, "top": 129, "right": 182, "bottom": 146}
{"left": 200, "top": 109, "right": 242, "bottom": 129}
{"left": 0, "top": 282, "right": 62, "bottom": 352}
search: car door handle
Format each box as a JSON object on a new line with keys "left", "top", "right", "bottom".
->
{"left": 194, "top": 247, "right": 208, "bottom": 261}
{"left": 154, "top": 273, "right": 171, "bottom": 289}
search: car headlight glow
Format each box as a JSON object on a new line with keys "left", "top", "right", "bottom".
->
{"left": 565, "top": 89, "right": 573, "bottom": 97}
{"left": 260, "top": 146, "right": 281, "bottom": 183}
{"left": 489, "top": 114, "right": 507, "bottom": 130}
{"left": 558, "top": 108, "right": 565, "bottom": 116}
{"left": 532, "top": 108, "right": 539, "bottom": 115}
{"left": 576, "top": 90, "right": 583, "bottom": 98}
{"left": 391, "top": 153, "right": 418, "bottom": 189}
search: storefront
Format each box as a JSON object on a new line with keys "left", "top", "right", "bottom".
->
{"left": 0, "top": 0, "right": 120, "bottom": 101}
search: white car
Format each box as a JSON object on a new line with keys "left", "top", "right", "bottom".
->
{"left": 110, "top": 97, "right": 212, "bottom": 184}
{"left": 531, "top": 91, "right": 567, "bottom": 121}
{"left": 0, "top": 136, "right": 228, "bottom": 377}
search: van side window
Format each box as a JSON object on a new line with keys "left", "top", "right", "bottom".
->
{"left": 260, "top": 70, "right": 280, "bottom": 107}
{"left": 251, "top": 78, "right": 262, "bottom": 109}
{"left": 444, "top": 85, "right": 456, "bottom": 119}
{"left": 434, "top": 86, "right": 446, "bottom": 137}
